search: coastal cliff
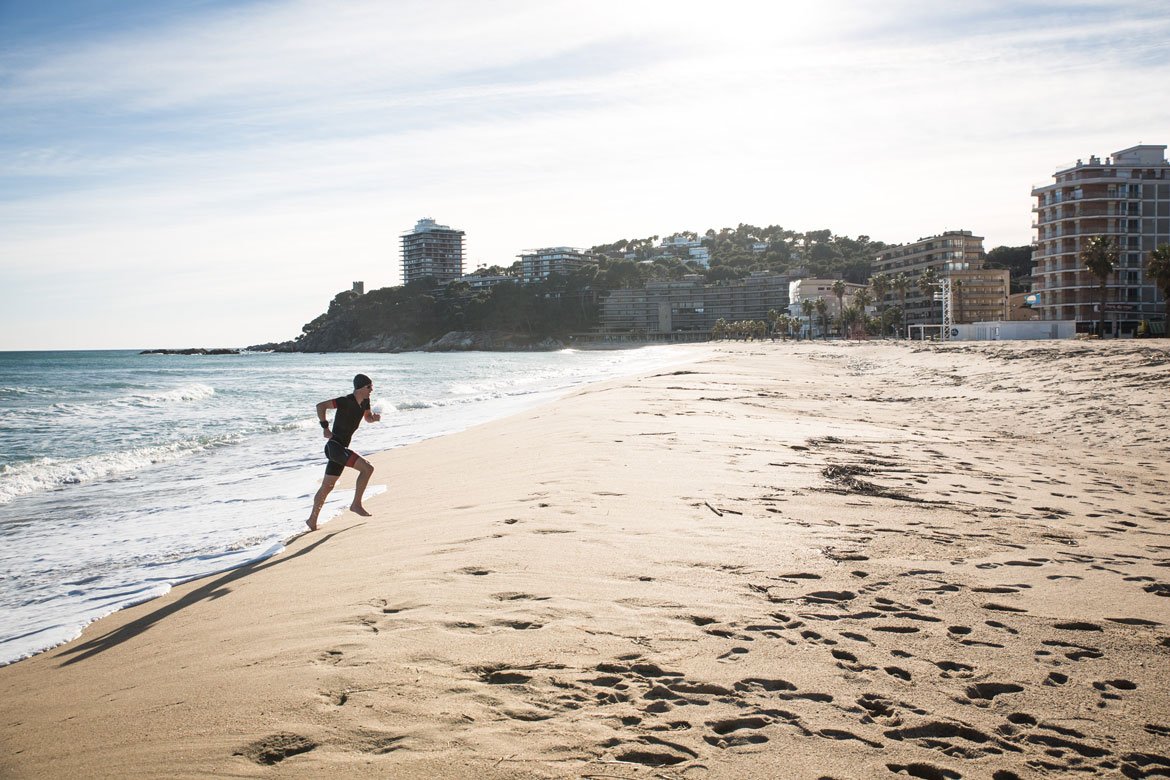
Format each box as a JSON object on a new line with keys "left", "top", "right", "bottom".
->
{"left": 248, "top": 281, "right": 581, "bottom": 353}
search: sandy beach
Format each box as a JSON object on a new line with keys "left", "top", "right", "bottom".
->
{"left": 2, "top": 339, "right": 1168, "bottom": 780}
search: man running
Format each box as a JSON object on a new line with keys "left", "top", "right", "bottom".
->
{"left": 307, "top": 373, "right": 381, "bottom": 531}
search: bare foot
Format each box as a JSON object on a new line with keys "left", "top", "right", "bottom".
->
{"left": 350, "top": 505, "right": 373, "bottom": 517}
{"left": 306, "top": 516, "right": 318, "bottom": 531}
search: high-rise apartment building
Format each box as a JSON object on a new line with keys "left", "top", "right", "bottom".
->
{"left": 400, "top": 218, "right": 465, "bottom": 285}
{"left": 1031, "top": 145, "right": 1169, "bottom": 335}
{"left": 872, "top": 230, "right": 1007, "bottom": 328}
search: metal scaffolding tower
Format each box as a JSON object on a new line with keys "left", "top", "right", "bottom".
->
{"left": 940, "top": 276, "right": 953, "bottom": 341}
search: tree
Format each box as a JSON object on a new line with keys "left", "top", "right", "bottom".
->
{"left": 869, "top": 273, "right": 890, "bottom": 337}
{"left": 814, "top": 297, "right": 830, "bottom": 340}
{"left": 852, "top": 288, "right": 873, "bottom": 338}
{"left": 767, "top": 308, "right": 781, "bottom": 339}
{"left": 1081, "top": 236, "right": 1118, "bottom": 337}
{"left": 831, "top": 279, "right": 847, "bottom": 336}
{"left": 892, "top": 272, "right": 910, "bottom": 338}
{"left": 985, "top": 245, "right": 1034, "bottom": 294}
{"left": 1146, "top": 244, "right": 1170, "bottom": 332}
{"left": 839, "top": 304, "right": 862, "bottom": 340}
{"left": 800, "top": 298, "right": 815, "bottom": 340}
{"left": 917, "top": 267, "right": 939, "bottom": 331}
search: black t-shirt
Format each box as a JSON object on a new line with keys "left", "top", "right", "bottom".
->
{"left": 329, "top": 394, "right": 369, "bottom": 447}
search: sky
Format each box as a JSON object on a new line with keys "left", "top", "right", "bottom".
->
{"left": 2, "top": 1, "right": 1170, "bottom": 350}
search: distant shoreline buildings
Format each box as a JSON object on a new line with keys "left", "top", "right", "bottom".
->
{"left": 395, "top": 147, "right": 1168, "bottom": 341}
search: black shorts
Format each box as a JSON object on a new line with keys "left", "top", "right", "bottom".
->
{"left": 324, "top": 439, "right": 359, "bottom": 477}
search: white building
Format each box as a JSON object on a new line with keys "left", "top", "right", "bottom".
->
{"left": 788, "top": 278, "right": 866, "bottom": 338}
{"left": 518, "top": 247, "right": 599, "bottom": 283}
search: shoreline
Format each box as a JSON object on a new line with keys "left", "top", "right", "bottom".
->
{"left": 2, "top": 340, "right": 1167, "bottom": 779}
{"left": 0, "top": 348, "right": 702, "bottom": 673}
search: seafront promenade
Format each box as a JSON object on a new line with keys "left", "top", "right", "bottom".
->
{"left": 2, "top": 340, "right": 1167, "bottom": 779}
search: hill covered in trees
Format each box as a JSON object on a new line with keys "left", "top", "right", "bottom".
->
{"left": 253, "top": 224, "right": 1031, "bottom": 352}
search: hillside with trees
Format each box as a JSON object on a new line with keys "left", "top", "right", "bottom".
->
{"left": 255, "top": 223, "right": 1023, "bottom": 352}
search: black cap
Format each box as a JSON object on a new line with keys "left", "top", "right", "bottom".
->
{"left": 353, "top": 373, "right": 372, "bottom": 390}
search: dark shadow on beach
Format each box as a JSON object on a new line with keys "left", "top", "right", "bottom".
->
{"left": 56, "top": 525, "right": 362, "bottom": 668}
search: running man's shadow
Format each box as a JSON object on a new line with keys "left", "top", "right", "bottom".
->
{"left": 57, "top": 525, "right": 361, "bottom": 667}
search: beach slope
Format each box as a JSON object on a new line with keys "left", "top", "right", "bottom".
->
{"left": 2, "top": 340, "right": 1168, "bottom": 779}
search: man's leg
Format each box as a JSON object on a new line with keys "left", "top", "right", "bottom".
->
{"left": 307, "top": 475, "right": 339, "bottom": 531}
{"left": 350, "top": 456, "right": 374, "bottom": 516}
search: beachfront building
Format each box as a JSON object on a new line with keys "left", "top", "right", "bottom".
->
{"left": 401, "top": 218, "right": 465, "bottom": 285}
{"left": 1031, "top": 144, "right": 1170, "bottom": 336}
{"left": 518, "top": 247, "right": 599, "bottom": 283}
{"left": 946, "top": 268, "right": 1011, "bottom": 324}
{"left": 872, "top": 230, "right": 1007, "bottom": 333}
{"left": 787, "top": 277, "right": 866, "bottom": 338}
{"left": 598, "top": 272, "right": 789, "bottom": 337}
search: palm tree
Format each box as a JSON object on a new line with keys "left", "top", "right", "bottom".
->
{"left": 814, "top": 297, "right": 829, "bottom": 340}
{"left": 1147, "top": 243, "right": 1170, "bottom": 332}
{"left": 892, "top": 272, "right": 910, "bottom": 338}
{"left": 839, "top": 304, "right": 862, "bottom": 340}
{"left": 831, "top": 279, "right": 846, "bottom": 336}
{"left": 767, "top": 308, "right": 779, "bottom": 339}
{"left": 869, "top": 273, "right": 890, "bottom": 337}
{"left": 852, "top": 288, "right": 873, "bottom": 339}
{"left": 917, "top": 267, "right": 939, "bottom": 334}
{"left": 1081, "top": 236, "right": 1118, "bottom": 337}
{"left": 800, "top": 298, "right": 815, "bottom": 340}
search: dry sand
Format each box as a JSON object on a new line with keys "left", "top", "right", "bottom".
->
{"left": 2, "top": 339, "right": 1168, "bottom": 780}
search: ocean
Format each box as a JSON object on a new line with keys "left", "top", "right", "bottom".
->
{"left": 0, "top": 346, "right": 691, "bottom": 666}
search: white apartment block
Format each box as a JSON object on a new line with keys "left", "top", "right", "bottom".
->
{"left": 518, "top": 247, "right": 599, "bottom": 283}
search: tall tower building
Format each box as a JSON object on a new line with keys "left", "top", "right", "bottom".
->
{"left": 400, "top": 218, "right": 465, "bottom": 285}
{"left": 1031, "top": 145, "right": 1169, "bottom": 335}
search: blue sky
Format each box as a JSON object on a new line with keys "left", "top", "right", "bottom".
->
{"left": 2, "top": 0, "right": 1169, "bottom": 349}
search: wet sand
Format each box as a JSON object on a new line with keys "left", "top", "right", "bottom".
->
{"left": 2, "top": 339, "right": 1168, "bottom": 779}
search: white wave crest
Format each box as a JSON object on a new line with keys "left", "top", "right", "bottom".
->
{"left": 125, "top": 383, "right": 216, "bottom": 406}
{"left": 49, "top": 383, "right": 216, "bottom": 416}
{"left": 0, "top": 437, "right": 233, "bottom": 505}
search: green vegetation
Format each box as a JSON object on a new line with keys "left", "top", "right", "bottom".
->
{"left": 285, "top": 272, "right": 601, "bottom": 351}
{"left": 591, "top": 225, "right": 887, "bottom": 285}
{"left": 984, "top": 245, "right": 1034, "bottom": 294}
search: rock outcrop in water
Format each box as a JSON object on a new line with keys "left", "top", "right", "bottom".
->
{"left": 140, "top": 348, "right": 241, "bottom": 355}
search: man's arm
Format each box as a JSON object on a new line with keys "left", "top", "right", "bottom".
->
{"left": 317, "top": 400, "right": 334, "bottom": 438}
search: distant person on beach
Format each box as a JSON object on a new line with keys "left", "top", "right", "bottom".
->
{"left": 307, "top": 373, "right": 381, "bottom": 531}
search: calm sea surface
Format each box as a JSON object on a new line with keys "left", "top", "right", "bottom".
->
{"left": 0, "top": 347, "right": 691, "bottom": 665}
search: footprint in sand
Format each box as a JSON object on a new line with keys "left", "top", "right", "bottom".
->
{"left": 717, "top": 647, "right": 750, "bottom": 663}
{"left": 234, "top": 733, "right": 317, "bottom": 765}
{"left": 965, "top": 682, "right": 1024, "bottom": 703}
